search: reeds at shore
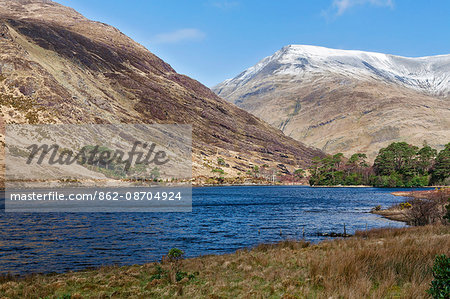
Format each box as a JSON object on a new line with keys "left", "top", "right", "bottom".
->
{"left": 1, "top": 225, "right": 449, "bottom": 298}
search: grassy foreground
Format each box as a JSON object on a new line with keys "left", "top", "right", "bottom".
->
{"left": 1, "top": 225, "right": 449, "bottom": 299}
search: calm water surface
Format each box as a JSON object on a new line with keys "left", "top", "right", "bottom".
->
{"left": 0, "top": 186, "right": 425, "bottom": 275}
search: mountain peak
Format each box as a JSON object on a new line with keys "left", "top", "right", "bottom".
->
{"left": 213, "top": 45, "right": 449, "bottom": 161}
{"left": 279, "top": 44, "right": 450, "bottom": 60}
{"left": 219, "top": 45, "right": 450, "bottom": 97}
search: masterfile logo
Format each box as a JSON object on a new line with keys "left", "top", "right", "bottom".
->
{"left": 4, "top": 124, "right": 192, "bottom": 212}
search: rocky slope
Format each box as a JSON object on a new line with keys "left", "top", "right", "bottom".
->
{"left": 0, "top": 1, "right": 325, "bottom": 181}
{"left": 214, "top": 45, "right": 450, "bottom": 160}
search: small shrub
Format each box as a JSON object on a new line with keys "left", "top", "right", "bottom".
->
{"left": 150, "top": 264, "right": 166, "bottom": 281}
{"left": 176, "top": 270, "right": 197, "bottom": 282}
{"left": 444, "top": 198, "right": 450, "bottom": 223}
{"left": 211, "top": 168, "right": 225, "bottom": 174}
{"left": 175, "top": 271, "right": 187, "bottom": 282}
{"left": 25, "top": 111, "right": 39, "bottom": 124}
{"left": 399, "top": 202, "right": 412, "bottom": 210}
{"left": 294, "top": 168, "right": 305, "bottom": 179}
{"left": 166, "top": 248, "right": 184, "bottom": 283}
{"left": 167, "top": 248, "right": 184, "bottom": 262}
{"left": 427, "top": 254, "right": 450, "bottom": 299}
{"left": 217, "top": 157, "right": 226, "bottom": 166}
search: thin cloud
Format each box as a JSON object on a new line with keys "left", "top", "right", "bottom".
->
{"left": 210, "top": 1, "right": 239, "bottom": 10}
{"left": 153, "top": 28, "right": 206, "bottom": 44}
{"left": 323, "top": 0, "right": 393, "bottom": 18}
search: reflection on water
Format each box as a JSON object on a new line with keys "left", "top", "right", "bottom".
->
{"left": 0, "top": 186, "right": 423, "bottom": 275}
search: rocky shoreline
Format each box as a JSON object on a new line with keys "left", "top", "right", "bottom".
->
{"left": 371, "top": 208, "right": 410, "bottom": 223}
{"left": 371, "top": 188, "right": 449, "bottom": 223}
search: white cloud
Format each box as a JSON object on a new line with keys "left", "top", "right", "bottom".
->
{"left": 324, "top": 0, "right": 393, "bottom": 17}
{"left": 153, "top": 28, "right": 206, "bottom": 44}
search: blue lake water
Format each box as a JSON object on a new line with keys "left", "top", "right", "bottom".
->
{"left": 0, "top": 186, "right": 426, "bottom": 275}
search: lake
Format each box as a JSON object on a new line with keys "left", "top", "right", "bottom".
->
{"left": 0, "top": 186, "right": 424, "bottom": 275}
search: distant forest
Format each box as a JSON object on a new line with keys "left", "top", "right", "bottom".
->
{"left": 308, "top": 142, "right": 450, "bottom": 187}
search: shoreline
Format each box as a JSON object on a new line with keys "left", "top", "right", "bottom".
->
{"left": 192, "top": 182, "right": 308, "bottom": 187}
{"left": 0, "top": 225, "right": 439, "bottom": 278}
{"left": 192, "top": 182, "right": 441, "bottom": 188}
{"left": 371, "top": 188, "right": 449, "bottom": 223}
{"left": 391, "top": 187, "right": 449, "bottom": 198}
{"left": 371, "top": 208, "right": 410, "bottom": 223}
{"left": 192, "top": 183, "right": 434, "bottom": 188}
{"left": 1, "top": 225, "right": 448, "bottom": 298}
{"left": 2, "top": 184, "right": 442, "bottom": 190}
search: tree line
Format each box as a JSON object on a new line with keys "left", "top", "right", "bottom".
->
{"left": 308, "top": 142, "right": 450, "bottom": 187}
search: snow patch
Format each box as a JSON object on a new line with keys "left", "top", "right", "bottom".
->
{"left": 216, "top": 45, "right": 450, "bottom": 97}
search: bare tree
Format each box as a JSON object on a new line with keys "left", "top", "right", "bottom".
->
{"left": 406, "top": 192, "right": 448, "bottom": 226}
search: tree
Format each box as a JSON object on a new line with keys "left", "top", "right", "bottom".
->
{"left": 374, "top": 142, "right": 418, "bottom": 176}
{"left": 347, "top": 153, "right": 368, "bottom": 168}
{"left": 371, "top": 142, "right": 441, "bottom": 187}
{"left": 332, "top": 153, "right": 344, "bottom": 170}
{"left": 431, "top": 143, "right": 450, "bottom": 184}
{"left": 308, "top": 157, "right": 323, "bottom": 186}
{"left": 294, "top": 168, "right": 305, "bottom": 179}
{"left": 307, "top": 154, "right": 346, "bottom": 185}
{"left": 374, "top": 148, "right": 395, "bottom": 176}
{"left": 343, "top": 153, "right": 370, "bottom": 185}
{"left": 416, "top": 144, "right": 437, "bottom": 175}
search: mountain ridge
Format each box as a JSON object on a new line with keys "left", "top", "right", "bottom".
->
{"left": 215, "top": 44, "right": 450, "bottom": 98}
{"left": 0, "top": 0, "right": 325, "bottom": 180}
{"left": 213, "top": 45, "right": 450, "bottom": 160}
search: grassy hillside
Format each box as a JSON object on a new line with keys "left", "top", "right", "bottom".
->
{"left": 1, "top": 225, "right": 449, "bottom": 298}
{"left": 0, "top": 0, "right": 325, "bottom": 181}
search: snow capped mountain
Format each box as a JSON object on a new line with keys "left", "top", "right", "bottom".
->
{"left": 213, "top": 45, "right": 450, "bottom": 160}
{"left": 216, "top": 45, "right": 450, "bottom": 97}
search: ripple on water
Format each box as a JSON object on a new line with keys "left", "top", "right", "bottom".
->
{"left": 0, "top": 186, "right": 423, "bottom": 275}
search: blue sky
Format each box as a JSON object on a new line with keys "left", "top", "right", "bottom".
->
{"left": 55, "top": 0, "right": 450, "bottom": 87}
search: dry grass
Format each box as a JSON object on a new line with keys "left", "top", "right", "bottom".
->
{"left": 375, "top": 188, "right": 449, "bottom": 225}
{"left": 392, "top": 188, "right": 450, "bottom": 200}
{"left": 0, "top": 225, "right": 449, "bottom": 298}
{"left": 372, "top": 207, "right": 410, "bottom": 222}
